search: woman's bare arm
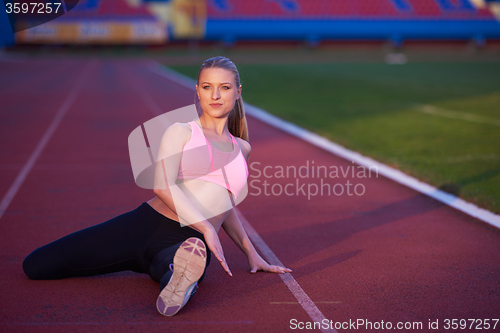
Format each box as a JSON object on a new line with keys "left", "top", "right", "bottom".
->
{"left": 224, "top": 138, "right": 291, "bottom": 273}
{"left": 222, "top": 209, "right": 292, "bottom": 274}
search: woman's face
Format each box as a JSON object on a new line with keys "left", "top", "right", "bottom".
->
{"left": 196, "top": 67, "right": 241, "bottom": 119}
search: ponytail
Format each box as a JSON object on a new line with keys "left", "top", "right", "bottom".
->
{"left": 228, "top": 95, "right": 249, "bottom": 142}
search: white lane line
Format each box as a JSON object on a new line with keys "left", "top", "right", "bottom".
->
{"left": 145, "top": 61, "right": 336, "bottom": 333}
{"left": 0, "top": 61, "right": 92, "bottom": 221}
{"left": 244, "top": 103, "right": 500, "bottom": 229}
{"left": 147, "top": 61, "right": 500, "bottom": 230}
{"left": 236, "top": 208, "right": 337, "bottom": 333}
{"left": 415, "top": 104, "right": 500, "bottom": 127}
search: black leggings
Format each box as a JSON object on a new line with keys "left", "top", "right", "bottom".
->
{"left": 22, "top": 202, "right": 211, "bottom": 290}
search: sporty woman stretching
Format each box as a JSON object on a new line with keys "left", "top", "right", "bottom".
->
{"left": 22, "top": 56, "right": 291, "bottom": 316}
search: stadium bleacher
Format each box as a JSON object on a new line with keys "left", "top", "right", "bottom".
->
{"left": 10, "top": 0, "right": 500, "bottom": 45}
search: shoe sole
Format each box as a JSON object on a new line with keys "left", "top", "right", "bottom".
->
{"left": 156, "top": 237, "right": 207, "bottom": 316}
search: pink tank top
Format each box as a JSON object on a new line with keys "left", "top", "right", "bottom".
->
{"left": 177, "top": 121, "right": 249, "bottom": 202}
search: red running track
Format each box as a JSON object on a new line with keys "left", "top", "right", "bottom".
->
{"left": 0, "top": 58, "right": 499, "bottom": 333}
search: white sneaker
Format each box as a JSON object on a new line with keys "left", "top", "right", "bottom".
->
{"left": 156, "top": 237, "right": 207, "bottom": 316}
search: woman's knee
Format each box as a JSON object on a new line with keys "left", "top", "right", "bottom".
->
{"left": 22, "top": 246, "right": 69, "bottom": 280}
{"left": 23, "top": 250, "right": 45, "bottom": 279}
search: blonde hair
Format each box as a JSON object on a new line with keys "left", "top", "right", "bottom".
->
{"left": 195, "top": 56, "right": 249, "bottom": 142}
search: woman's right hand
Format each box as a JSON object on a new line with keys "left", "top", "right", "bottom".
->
{"left": 203, "top": 225, "right": 232, "bottom": 277}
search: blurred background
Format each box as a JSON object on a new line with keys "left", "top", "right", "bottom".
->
{"left": 1, "top": 0, "right": 499, "bottom": 213}
{"left": 1, "top": 0, "right": 500, "bottom": 47}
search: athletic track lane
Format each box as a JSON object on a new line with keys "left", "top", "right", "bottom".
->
{"left": 0, "top": 58, "right": 499, "bottom": 333}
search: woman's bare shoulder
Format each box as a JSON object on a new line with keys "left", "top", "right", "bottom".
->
{"left": 164, "top": 122, "right": 192, "bottom": 139}
{"left": 235, "top": 137, "right": 251, "bottom": 159}
{"left": 159, "top": 122, "right": 194, "bottom": 150}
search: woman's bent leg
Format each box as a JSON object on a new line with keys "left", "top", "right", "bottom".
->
{"left": 23, "top": 203, "right": 159, "bottom": 280}
{"left": 23, "top": 239, "right": 142, "bottom": 280}
{"left": 23, "top": 242, "right": 75, "bottom": 280}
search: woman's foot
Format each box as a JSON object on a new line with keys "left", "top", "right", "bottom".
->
{"left": 156, "top": 237, "right": 207, "bottom": 316}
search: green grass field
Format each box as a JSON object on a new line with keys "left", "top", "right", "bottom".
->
{"left": 168, "top": 61, "right": 500, "bottom": 214}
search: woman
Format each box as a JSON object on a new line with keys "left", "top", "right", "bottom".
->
{"left": 22, "top": 56, "right": 291, "bottom": 317}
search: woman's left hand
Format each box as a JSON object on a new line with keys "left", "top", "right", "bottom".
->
{"left": 248, "top": 254, "right": 292, "bottom": 274}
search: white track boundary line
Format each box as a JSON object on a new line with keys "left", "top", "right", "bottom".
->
{"left": 243, "top": 104, "right": 500, "bottom": 229}
{"left": 236, "top": 208, "right": 337, "bottom": 333}
{"left": 148, "top": 61, "right": 500, "bottom": 230}
{"left": 0, "top": 61, "right": 92, "bottom": 221}
{"left": 145, "top": 61, "right": 336, "bottom": 333}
